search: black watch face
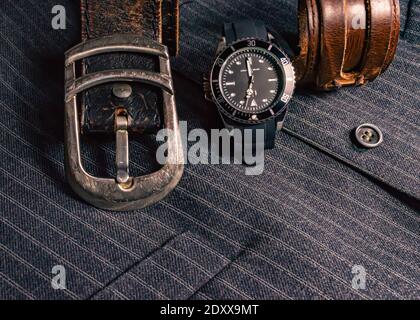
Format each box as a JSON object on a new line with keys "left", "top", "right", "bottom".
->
{"left": 210, "top": 39, "right": 295, "bottom": 124}
{"left": 220, "top": 48, "right": 283, "bottom": 112}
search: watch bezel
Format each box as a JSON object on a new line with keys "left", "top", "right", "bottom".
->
{"left": 210, "top": 38, "right": 295, "bottom": 125}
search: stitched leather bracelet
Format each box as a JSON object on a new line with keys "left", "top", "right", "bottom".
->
{"left": 294, "top": 0, "right": 400, "bottom": 90}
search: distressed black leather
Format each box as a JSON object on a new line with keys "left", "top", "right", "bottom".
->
{"left": 80, "top": 0, "right": 179, "bottom": 134}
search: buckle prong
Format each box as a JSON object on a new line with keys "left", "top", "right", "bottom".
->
{"left": 115, "top": 112, "right": 130, "bottom": 185}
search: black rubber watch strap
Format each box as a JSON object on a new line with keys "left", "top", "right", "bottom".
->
{"left": 223, "top": 19, "right": 268, "bottom": 44}
{"left": 80, "top": 0, "right": 179, "bottom": 135}
{"left": 232, "top": 120, "right": 276, "bottom": 150}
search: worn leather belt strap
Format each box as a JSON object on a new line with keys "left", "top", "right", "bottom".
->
{"left": 80, "top": 0, "right": 179, "bottom": 133}
{"left": 294, "top": 0, "right": 400, "bottom": 90}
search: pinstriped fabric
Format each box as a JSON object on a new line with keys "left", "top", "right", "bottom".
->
{"left": 284, "top": 41, "right": 420, "bottom": 198}
{"left": 0, "top": 0, "right": 419, "bottom": 300}
{"left": 403, "top": 0, "right": 420, "bottom": 42}
{"left": 173, "top": 0, "right": 420, "bottom": 199}
{"left": 0, "top": 271, "right": 36, "bottom": 300}
{"left": 91, "top": 232, "right": 241, "bottom": 300}
{"left": 400, "top": 0, "right": 411, "bottom": 33}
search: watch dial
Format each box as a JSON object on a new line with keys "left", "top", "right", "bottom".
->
{"left": 219, "top": 48, "right": 284, "bottom": 113}
{"left": 210, "top": 39, "right": 295, "bottom": 125}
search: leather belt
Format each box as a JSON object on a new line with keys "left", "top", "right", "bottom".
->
{"left": 294, "top": 0, "right": 400, "bottom": 90}
{"left": 64, "top": 0, "right": 184, "bottom": 211}
{"left": 80, "top": 0, "right": 179, "bottom": 134}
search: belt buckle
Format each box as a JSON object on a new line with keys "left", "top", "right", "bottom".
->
{"left": 64, "top": 35, "right": 184, "bottom": 211}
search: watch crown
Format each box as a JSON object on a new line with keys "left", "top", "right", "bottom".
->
{"left": 216, "top": 37, "right": 227, "bottom": 55}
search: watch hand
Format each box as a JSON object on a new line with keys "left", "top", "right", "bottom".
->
{"left": 244, "top": 75, "right": 255, "bottom": 109}
{"left": 249, "top": 75, "right": 255, "bottom": 89}
{"left": 246, "top": 75, "right": 255, "bottom": 95}
{"left": 245, "top": 96, "right": 250, "bottom": 108}
{"left": 246, "top": 57, "right": 253, "bottom": 78}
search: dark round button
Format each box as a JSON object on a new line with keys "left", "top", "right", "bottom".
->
{"left": 354, "top": 124, "right": 383, "bottom": 148}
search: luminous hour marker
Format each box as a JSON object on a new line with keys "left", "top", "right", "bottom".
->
{"left": 240, "top": 68, "right": 260, "bottom": 72}
{"left": 259, "top": 59, "right": 264, "bottom": 63}
{"left": 270, "top": 90, "right": 276, "bottom": 93}
{"left": 228, "top": 70, "right": 234, "bottom": 74}
{"left": 240, "top": 100, "right": 245, "bottom": 105}
{"left": 226, "top": 82, "right": 236, "bottom": 86}
{"left": 268, "top": 78, "right": 278, "bottom": 82}
{"left": 236, "top": 61, "right": 241, "bottom": 65}
{"left": 251, "top": 99, "right": 258, "bottom": 107}
{"left": 268, "top": 67, "right": 273, "bottom": 71}
{"left": 262, "top": 99, "right": 268, "bottom": 103}
{"left": 230, "top": 93, "right": 236, "bottom": 97}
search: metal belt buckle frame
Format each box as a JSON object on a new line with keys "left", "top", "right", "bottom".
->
{"left": 64, "top": 35, "right": 184, "bottom": 211}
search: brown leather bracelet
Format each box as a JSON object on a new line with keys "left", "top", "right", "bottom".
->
{"left": 294, "top": 0, "right": 400, "bottom": 90}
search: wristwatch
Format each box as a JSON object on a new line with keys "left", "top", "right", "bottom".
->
{"left": 64, "top": 0, "right": 184, "bottom": 211}
{"left": 204, "top": 20, "right": 295, "bottom": 150}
